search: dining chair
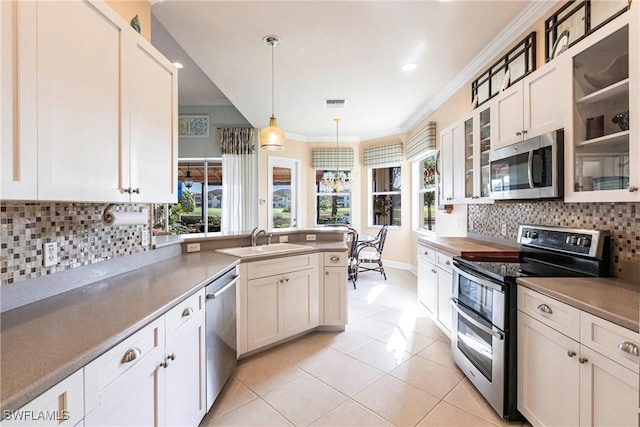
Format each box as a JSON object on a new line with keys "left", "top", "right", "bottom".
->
{"left": 356, "top": 225, "right": 388, "bottom": 280}
{"left": 346, "top": 227, "right": 359, "bottom": 289}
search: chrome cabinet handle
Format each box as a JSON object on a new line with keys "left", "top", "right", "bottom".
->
{"left": 167, "top": 353, "right": 176, "bottom": 361}
{"left": 522, "top": 130, "right": 528, "bottom": 135}
{"left": 431, "top": 269, "right": 437, "bottom": 274}
{"left": 423, "top": 251, "right": 429, "bottom": 255}
{"left": 567, "top": 350, "right": 576, "bottom": 357}
{"left": 618, "top": 341, "right": 639, "bottom": 356}
{"left": 579, "top": 357, "right": 588, "bottom": 364}
{"left": 629, "top": 185, "right": 638, "bottom": 192}
{"left": 121, "top": 347, "right": 141, "bottom": 364}
{"left": 516, "top": 131, "right": 522, "bottom": 136}
{"left": 131, "top": 188, "right": 140, "bottom": 194}
{"left": 445, "top": 260, "right": 451, "bottom": 266}
{"left": 537, "top": 303, "right": 553, "bottom": 314}
{"left": 181, "top": 307, "right": 193, "bottom": 317}
{"left": 330, "top": 255, "right": 340, "bottom": 261}
{"left": 160, "top": 361, "right": 168, "bottom": 368}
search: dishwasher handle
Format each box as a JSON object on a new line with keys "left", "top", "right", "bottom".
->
{"left": 206, "top": 275, "right": 240, "bottom": 300}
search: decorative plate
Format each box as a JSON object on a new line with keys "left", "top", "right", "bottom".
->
{"left": 551, "top": 29, "right": 570, "bottom": 59}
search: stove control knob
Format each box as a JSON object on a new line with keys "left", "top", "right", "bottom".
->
{"left": 578, "top": 237, "right": 591, "bottom": 247}
{"left": 566, "top": 235, "right": 577, "bottom": 245}
{"left": 530, "top": 231, "right": 539, "bottom": 239}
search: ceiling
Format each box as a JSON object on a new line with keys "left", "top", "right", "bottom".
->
{"left": 151, "top": 1, "right": 554, "bottom": 142}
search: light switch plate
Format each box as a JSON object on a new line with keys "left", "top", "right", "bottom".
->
{"left": 43, "top": 242, "right": 58, "bottom": 267}
{"left": 141, "top": 229, "right": 150, "bottom": 247}
{"left": 186, "top": 243, "right": 201, "bottom": 253}
{"left": 306, "top": 234, "right": 316, "bottom": 241}
{"left": 279, "top": 235, "right": 289, "bottom": 243}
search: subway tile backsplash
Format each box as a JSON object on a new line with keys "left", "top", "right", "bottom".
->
{"left": 468, "top": 202, "right": 639, "bottom": 277}
{"left": 0, "top": 202, "right": 150, "bottom": 286}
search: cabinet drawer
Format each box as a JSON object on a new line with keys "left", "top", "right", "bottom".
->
{"left": 165, "top": 289, "right": 204, "bottom": 334}
{"left": 417, "top": 244, "right": 436, "bottom": 264}
{"left": 517, "top": 286, "right": 580, "bottom": 340}
{"left": 84, "top": 317, "right": 165, "bottom": 415}
{"left": 1, "top": 369, "right": 84, "bottom": 427}
{"left": 248, "top": 253, "right": 317, "bottom": 280}
{"left": 580, "top": 312, "right": 639, "bottom": 373}
{"left": 436, "top": 252, "right": 453, "bottom": 273}
{"left": 324, "top": 252, "right": 347, "bottom": 267}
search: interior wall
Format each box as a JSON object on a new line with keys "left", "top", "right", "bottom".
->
{"left": 105, "top": 0, "right": 151, "bottom": 41}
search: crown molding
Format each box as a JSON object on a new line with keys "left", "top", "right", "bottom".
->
{"left": 403, "top": 0, "right": 558, "bottom": 133}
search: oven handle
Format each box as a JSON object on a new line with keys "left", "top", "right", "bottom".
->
{"left": 452, "top": 265, "right": 504, "bottom": 293}
{"left": 451, "top": 298, "right": 504, "bottom": 340}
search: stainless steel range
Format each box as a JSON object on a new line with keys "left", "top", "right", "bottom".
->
{"left": 450, "top": 225, "right": 611, "bottom": 421}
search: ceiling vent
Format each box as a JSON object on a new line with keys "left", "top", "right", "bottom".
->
{"left": 324, "top": 99, "right": 347, "bottom": 108}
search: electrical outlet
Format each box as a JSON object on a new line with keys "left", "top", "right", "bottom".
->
{"left": 306, "top": 234, "right": 316, "bottom": 241}
{"left": 469, "top": 220, "right": 474, "bottom": 231}
{"left": 501, "top": 224, "right": 507, "bottom": 236}
{"left": 141, "top": 229, "right": 150, "bottom": 247}
{"left": 279, "top": 235, "right": 289, "bottom": 243}
{"left": 43, "top": 242, "right": 58, "bottom": 267}
{"left": 186, "top": 243, "right": 201, "bottom": 253}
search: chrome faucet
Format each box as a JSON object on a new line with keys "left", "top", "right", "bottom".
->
{"left": 250, "top": 227, "right": 267, "bottom": 246}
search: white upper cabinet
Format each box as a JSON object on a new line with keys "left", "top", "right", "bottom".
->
{"left": 565, "top": 8, "right": 639, "bottom": 202}
{"left": 459, "top": 103, "right": 493, "bottom": 203}
{"left": 439, "top": 120, "right": 463, "bottom": 203}
{"left": 2, "top": 0, "right": 177, "bottom": 203}
{"left": 1, "top": 0, "right": 37, "bottom": 200}
{"left": 493, "top": 56, "right": 569, "bottom": 150}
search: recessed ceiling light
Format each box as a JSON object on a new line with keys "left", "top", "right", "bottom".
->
{"left": 401, "top": 63, "right": 417, "bottom": 71}
{"left": 172, "top": 62, "right": 184, "bottom": 69}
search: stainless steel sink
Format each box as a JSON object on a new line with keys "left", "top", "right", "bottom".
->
{"left": 216, "top": 243, "right": 311, "bottom": 259}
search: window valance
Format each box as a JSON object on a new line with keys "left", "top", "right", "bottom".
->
{"left": 363, "top": 142, "right": 403, "bottom": 167}
{"left": 406, "top": 122, "right": 436, "bottom": 161}
{"left": 312, "top": 148, "right": 354, "bottom": 170}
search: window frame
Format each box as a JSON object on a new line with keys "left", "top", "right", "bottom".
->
{"left": 412, "top": 152, "right": 438, "bottom": 234}
{"left": 314, "top": 169, "right": 352, "bottom": 226}
{"left": 268, "top": 156, "right": 300, "bottom": 230}
{"left": 367, "top": 163, "right": 402, "bottom": 228}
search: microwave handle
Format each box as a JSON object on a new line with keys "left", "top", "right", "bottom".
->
{"left": 527, "top": 150, "right": 534, "bottom": 189}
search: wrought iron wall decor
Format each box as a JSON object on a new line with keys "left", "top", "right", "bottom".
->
{"left": 471, "top": 32, "right": 536, "bottom": 108}
{"left": 545, "top": 0, "right": 630, "bottom": 63}
{"left": 178, "top": 115, "right": 210, "bottom": 138}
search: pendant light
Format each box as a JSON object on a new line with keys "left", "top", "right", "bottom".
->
{"left": 260, "top": 35, "right": 285, "bottom": 150}
{"left": 184, "top": 163, "right": 194, "bottom": 189}
{"left": 320, "top": 118, "right": 352, "bottom": 193}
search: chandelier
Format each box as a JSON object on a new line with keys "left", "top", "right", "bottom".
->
{"left": 320, "top": 118, "right": 352, "bottom": 193}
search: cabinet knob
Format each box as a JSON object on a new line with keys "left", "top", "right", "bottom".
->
{"left": 578, "top": 357, "right": 588, "bottom": 364}
{"left": 325, "top": 271, "right": 329, "bottom": 275}
{"left": 446, "top": 197, "right": 453, "bottom": 201}
{"left": 181, "top": 307, "right": 193, "bottom": 317}
{"left": 567, "top": 350, "right": 576, "bottom": 357}
{"left": 167, "top": 353, "right": 176, "bottom": 361}
{"left": 628, "top": 185, "right": 638, "bottom": 192}
{"left": 285, "top": 278, "right": 289, "bottom": 282}
{"left": 131, "top": 188, "right": 140, "bottom": 194}
{"left": 537, "top": 303, "right": 553, "bottom": 314}
{"left": 160, "top": 361, "right": 168, "bottom": 368}
{"left": 124, "top": 187, "right": 132, "bottom": 194}
{"left": 431, "top": 269, "right": 438, "bottom": 274}
{"left": 618, "top": 341, "right": 639, "bottom": 356}
{"left": 330, "top": 256, "right": 340, "bottom": 262}
{"left": 445, "top": 260, "right": 451, "bottom": 266}
{"left": 522, "top": 130, "right": 528, "bottom": 135}
{"left": 121, "top": 347, "right": 141, "bottom": 364}
{"left": 424, "top": 251, "right": 429, "bottom": 255}
{"left": 516, "top": 131, "right": 522, "bottom": 137}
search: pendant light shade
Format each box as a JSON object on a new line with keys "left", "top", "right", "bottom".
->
{"left": 260, "top": 35, "right": 285, "bottom": 151}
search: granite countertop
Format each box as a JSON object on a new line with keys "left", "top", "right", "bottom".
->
{"left": 516, "top": 276, "right": 640, "bottom": 332}
{"left": 418, "top": 236, "right": 520, "bottom": 260}
{"left": 0, "top": 251, "right": 240, "bottom": 415}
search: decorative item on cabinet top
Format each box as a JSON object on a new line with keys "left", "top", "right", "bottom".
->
{"left": 551, "top": 29, "right": 569, "bottom": 59}
{"left": 130, "top": 15, "right": 141, "bottom": 34}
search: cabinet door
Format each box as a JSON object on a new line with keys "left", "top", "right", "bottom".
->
{"left": 524, "top": 56, "right": 569, "bottom": 139}
{"left": 517, "top": 312, "right": 580, "bottom": 427}
{"left": 436, "top": 269, "right": 452, "bottom": 336}
{"left": 129, "top": 35, "right": 178, "bottom": 203}
{"left": 165, "top": 291, "right": 206, "bottom": 427}
{"left": 1, "top": 0, "right": 37, "bottom": 200}
{"left": 493, "top": 81, "right": 524, "bottom": 150}
{"left": 579, "top": 345, "right": 639, "bottom": 427}
{"left": 247, "top": 276, "right": 283, "bottom": 351}
{"left": 283, "top": 268, "right": 319, "bottom": 337}
{"left": 440, "top": 121, "right": 462, "bottom": 202}
{"left": 32, "top": 0, "right": 129, "bottom": 202}
{"left": 323, "top": 266, "right": 347, "bottom": 326}
{"left": 85, "top": 318, "right": 166, "bottom": 426}
{"left": 417, "top": 256, "right": 437, "bottom": 315}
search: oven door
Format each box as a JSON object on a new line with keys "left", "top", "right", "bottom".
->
{"left": 451, "top": 264, "right": 506, "bottom": 417}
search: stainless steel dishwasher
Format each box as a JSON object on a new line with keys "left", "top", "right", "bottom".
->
{"left": 205, "top": 266, "right": 240, "bottom": 411}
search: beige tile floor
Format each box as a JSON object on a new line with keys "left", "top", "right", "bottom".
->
{"left": 201, "top": 267, "right": 526, "bottom": 427}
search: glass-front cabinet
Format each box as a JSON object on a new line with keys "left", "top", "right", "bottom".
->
{"left": 459, "top": 104, "right": 493, "bottom": 203}
{"left": 566, "top": 10, "right": 639, "bottom": 202}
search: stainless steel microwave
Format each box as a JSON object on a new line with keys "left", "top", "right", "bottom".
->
{"left": 489, "top": 130, "right": 563, "bottom": 200}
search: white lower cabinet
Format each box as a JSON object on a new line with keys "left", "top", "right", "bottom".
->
{"left": 85, "top": 290, "right": 206, "bottom": 427}
{"left": 416, "top": 244, "right": 452, "bottom": 336}
{"left": 0, "top": 369, "right": 84, "bottom": 427}
{"left": 322, "top": 252, "right": 348, "bottom": 327}
{"left": 240, "top": 254, "right": 320, "bottom": 354}
{"left": 517, "top": 287, "right": 639, "bottom": 427}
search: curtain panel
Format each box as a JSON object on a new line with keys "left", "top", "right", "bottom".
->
{"left": 311, "top": 148, "right": 354, "bottom": 170}
{"left": 363, "top": 142, "right": 403, "bottom": 167}
{"left": 406, "top": 122, "right": 436, "bottom": 161}
{"left": 220, "top": 128, "right": 257, "bottom": 233}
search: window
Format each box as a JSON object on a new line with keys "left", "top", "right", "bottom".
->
{"left": 415, "top": 154, "right": 437, "bottom": 232}
{"left": 268, "top": 157, "right": 299, "bottom": 229}
{"left": 315, "top": 170, "right": 352, "bottom": 225}
{"left": 152, "top": 159, "right": 222, "bottom": 235}
{"left": 370, "top": 166, "right": 401, "bottom": 227}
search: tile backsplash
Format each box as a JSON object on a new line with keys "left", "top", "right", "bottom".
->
{"left": 468, "top": 202, "right": 639, "bottom": 277}
{"left": 1, "top": 202, "right": 150, "bottom": 286}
